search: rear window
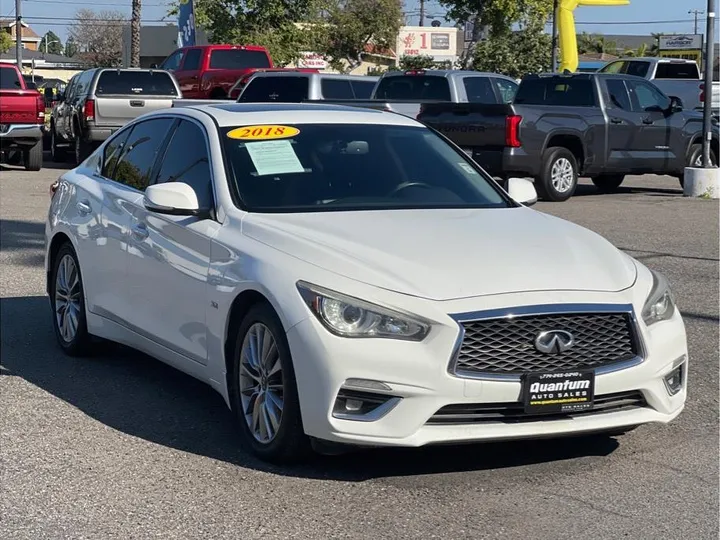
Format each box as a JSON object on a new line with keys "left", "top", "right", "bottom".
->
{"left": 0, "top": 66, "right": 22, "bottom": 90}
{"left": 209, "top": 49, "right": 272, "bottom": 70}
{"left": 515, "top": 78, "right": 595, "bottom": 107}
{"left": 655, "top": 62, "right": 700, "bottom": 79}
{"left": 374, "top": 75, "right": 451, "bottom": 100}
{"left": 95, "top": 71, "right": 178, "bottom": 96}
{"left": 321, "top": 79, "right": 354, "bottom": 99}
{"left": 239, "top": 76, "right": 309, "bottom": 102}
{"left": 351, "top": 80, "right": 376, "bottom": 98}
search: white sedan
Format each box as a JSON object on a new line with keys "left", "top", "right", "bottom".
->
{"left": 46, "top": 103, "right": 687, "bottom": 463}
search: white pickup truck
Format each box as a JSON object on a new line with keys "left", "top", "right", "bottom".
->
{"left": 597, "top": 57, "right": 717, "bottom": 112}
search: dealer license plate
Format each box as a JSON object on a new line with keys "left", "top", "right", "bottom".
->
{"left": 522, "top": 370, "right": 595, "bottom": 414}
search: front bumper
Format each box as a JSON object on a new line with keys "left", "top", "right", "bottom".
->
{"left": 287, "top": 292, "right": 687, "bottom": 448}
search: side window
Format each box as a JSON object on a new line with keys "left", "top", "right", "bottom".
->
{"left": 112, "top": 118, "right": 175, "bottom": 191}
{"left": 493, "top": 78, "right": 518, "bottom": 103}
{"left": 101, "top": 127, "right": 133, "bottom": 178}
{"left": 321, "top": 79, "right": 354, "bottom": 99}
{"left": 625, "top": 61, "right": 650, "bottom": 78}
{"left": 463, "top": 77, "right": 497, "bottom": 103}
{"left": 64, "top": 76, "right": 78, "bottom": 100}
{"left": 599, "top": 61, "right": 624, "bottom": 74}
{"left": 154, "top": 120, "right": 213, "bottom": 209}
{"left": 75, "top": 70, "right": 93, "bottom": 97}
{"left": 182, "top": 48, "right": 202, "bottom": 71}
{"left": 161, "top": 50, "right": 184, "bottom": 71}
{"left": 605, "top": 79, "right": 632, "bottom": 111}
{"left": 627, "top": 80, "right": 670, "bottom": 112}
{"left": 239, "top": 77, "right": 309, "bottom": 102}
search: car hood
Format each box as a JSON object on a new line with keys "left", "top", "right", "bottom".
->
{"left": 242, "top": 208, "right": 637, "bottom": 301}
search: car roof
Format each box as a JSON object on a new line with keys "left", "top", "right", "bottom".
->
{"left": 380, "top": 70, "right": 516, "bottom": 81}
{"left": 248, "top": 72, "right": 379, "bottom": 81}
{"left": 175, "top": 102, "right": 423, "bottom": 128}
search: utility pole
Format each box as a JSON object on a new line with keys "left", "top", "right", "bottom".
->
{"left": 130, "top": 0, "right": 141, "bottom": 67}
{"left": 419, "top": 0, "right": 425, "bottom": 26}
{"left": 689, "top": 9, "right": 705, "bottom": 34}
{"left": 701, "top": 0, "right": 715, "bottom": 167}
{"left": 550, "top": 0, "right": 559, "bottom": 71}
{"left": 15, "top": 0, "right": 22, "bottom": 71}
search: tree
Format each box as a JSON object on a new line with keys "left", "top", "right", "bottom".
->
{"left": 68, "top": 9, "right": 125, "bottom": 67}
{"left": 41, "top": 31, "right": 63, "bottom": 55}
{"left": 0, "top": 31, "right": 12, "bottom": 54}
{"left": 65, "top": 37, "right": 79, "bottom": 58}
{"left": 471, "top": 21, "right": 551, "bottom": 79}
{"left": 131, "top": 0, "right": 141, "bottom": 67}
{"left": 576, "top": 33, "right": 617, "bottom": 54}
{"left": 324, "top": 0, "right": 403, "bottom": 73}
{"left": 399, "top": 55, "right": 438, "bottom": 70}
{"left": 179, "top": 0, "right": 322, "bottom": 66}
{"left": 439, "top": 0, "right": 553, "bottom": 37}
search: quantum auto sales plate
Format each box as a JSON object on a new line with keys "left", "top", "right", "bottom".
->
{"left": 522, "top": 370, "right": 595, "bottom": 414}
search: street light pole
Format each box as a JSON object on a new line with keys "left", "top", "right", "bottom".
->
{"left": 701, "top": 0, "right": 715, "bottom": 167}
{"left": 15, "top": 0, "right": 22, "bottom": 71}
{"left": 689, "top": 9, "right": 704, "bottom": 34}
{"left": 550, "top": 0, "right": 559, "bottom": 72}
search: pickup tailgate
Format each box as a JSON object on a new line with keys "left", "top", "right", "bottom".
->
{"left": 93, "top": 70, "right": 179, "bottom": 127}
{"left": 0, "top": 90, "right": 40, "bottom": 124}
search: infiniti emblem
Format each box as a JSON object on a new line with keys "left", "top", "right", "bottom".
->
{"left": 534, "top": 330, "right": 574, "bottom": 354}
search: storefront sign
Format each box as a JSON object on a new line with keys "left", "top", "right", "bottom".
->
{"left": 396, "top": 26, "right": 459, "bottom": 61}
{"left": 297, "top": 52, "right": 328, "bottom": 70}
{"left": 658, "top": 34, "right": 703, "bottom": 68}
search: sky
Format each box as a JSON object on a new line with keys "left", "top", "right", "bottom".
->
{"left": 4, "top": 0, "right": 719, "bottom": 47}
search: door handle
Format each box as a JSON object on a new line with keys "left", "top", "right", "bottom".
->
{"left": 76, "top": 200, "right": 91, "bottom": 215}
{"left": 610, "top": 118, "right": 623, "bottom": 124}
{"left": 131, "top": 223, "right": 149, "bottom": 241}
{"left": 642, "top": 118, "right": 654, "bottom": 125}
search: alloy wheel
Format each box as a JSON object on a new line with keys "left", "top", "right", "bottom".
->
{"left": 551, "top": 157, "right": 575, "bottom": 193}
{"left": 54, "top": 254, "right": 81, "bottom": 343}
{"left": 694, "top": 154, "right": 717, "bottom": 167}
{"left": 239, "top": 323, "right": 284, "bottom": 444}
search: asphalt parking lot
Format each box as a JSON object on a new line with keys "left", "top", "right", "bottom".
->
{"left": 1, "top": 158, "right": 718, "bottom": 539}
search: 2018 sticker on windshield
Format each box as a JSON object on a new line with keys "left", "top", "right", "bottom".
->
{"left": 227, "top": 125, "right": 300, "bottom": 141}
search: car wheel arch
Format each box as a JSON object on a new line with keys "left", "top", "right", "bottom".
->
{"left": 46, "top": 232, "right": 74, "bottom": 293}
{"left": 545, "top": 132, "right": 585, "bottom": 173}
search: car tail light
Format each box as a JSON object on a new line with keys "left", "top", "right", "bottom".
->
{"left": 83, "top": 99, "right": 95, "bottom": 121}
{"left": 49, "top": 180, "right": 59, "bottom": 197}
{"left": 35, "top": 92, "right": 45, "bottom": 122}
{"left": 404, "top": 70, "right": 425, "bottom": 76}
{"left": 505, "top": 115, "right": 522, "bottom": 147}
{"left": 700, "top": 83, "right": 705, "bottom": 103}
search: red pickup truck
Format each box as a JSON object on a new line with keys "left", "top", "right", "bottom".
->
{"left": 0, "top": 64, "right": 45, "bottom": 170}
{"left": 158, "top": 44, "right": 275, "bottom": 99}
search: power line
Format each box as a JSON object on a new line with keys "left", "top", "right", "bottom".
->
{"left": 550, "top": 18, "right": 705, "bottom": 25}
{"left": 23, "top": 16, "right": 168, "bottom": 22}
{"left": 23, "top": 0, "right": 166, "bottom": 5}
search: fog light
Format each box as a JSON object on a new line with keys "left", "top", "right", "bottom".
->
{"left": 343, "top": 378, "right": 392, "bottom": 392}
{"left": 663, "top": 363, "right": 685, "bottom": 396}
{"left": 332, "top": 389, "right": 401, "bottom": 421}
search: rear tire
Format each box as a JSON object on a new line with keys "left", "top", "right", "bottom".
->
{"left": 50, "top": 243, "right": 93, "bottom": 357}
{"left": 23, "top": 140, "right": 43, "bottom": 171}
{"left": 680, "top": 144, "right": 718, "bottom": 188}
{"left": 591, "top": 174, "right": 625, "bottom": 193}
{"left": 73, "top": 133, "right": 92, "bottom": 165}
{"left": 536, "top": 147, "right": 578, "bottom": 202}
{"left": 228, "top": 302, "right": 311, "bottom": 464}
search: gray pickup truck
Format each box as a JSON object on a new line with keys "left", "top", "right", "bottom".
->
{"left": 307, "top": 69, "right": 519, "bottom": 117}
{"left": 418, "top": 72, "right": 719, "bottom": 201}
{"left": 50, "top": 68, "right": 181, "bottom": 165}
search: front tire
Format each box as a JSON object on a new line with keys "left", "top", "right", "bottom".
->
{"left": 23, "top": 140, "right": 43, "bottom": 171}
{"left": 536, "top": 147, "right": 579, "bottom": 202}
{"left": 50, "top": 243, "right": 92, "bottom": 356}
{"left": 228, "top": 302, "right": 311, "bottom": 463}
{"left": 591, "top": 174, "right": 625, "bottom": 193}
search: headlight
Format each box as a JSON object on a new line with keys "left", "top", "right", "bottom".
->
{"left": 297, "top": 282, "right": 431, "bottom": 341}
{"left": 641, "top": 270, "right": 676, "bottom": 326}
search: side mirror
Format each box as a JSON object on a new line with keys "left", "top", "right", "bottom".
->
{"left": 507, "top": 177, "right": 538, "bottom": 206}
{"left": 669, "top": 96, "right": 683, "bottom": 112}
{"left": 144, "top": 183, "right": 202, "bottom": 216}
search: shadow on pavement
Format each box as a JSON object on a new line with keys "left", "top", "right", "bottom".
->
{"left": 572, "top": 183, "right": 683, "bottom": 198}
{"left": 0, "top": 295, "right": 620, "bottom": 481}
{"left": 0, "top": 151, "right": 74, "bottom": 173}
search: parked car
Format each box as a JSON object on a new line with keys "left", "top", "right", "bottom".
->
{"left": 158, "top": 44, "right": 273, "bottom": 99}
{"left": 50, "top": 68, "right": 181, "bottom": 165}
{"left": 418, "top": 72, "right": 720, "bottom": 201}
{"left": 46, "top": 102, "right": 688, "bottom": 463}
{"left": 228, "top": 68, "right": 320, "bottom": 100}
{"left": 596, "top": 58, "right": 718, "bottom": 112}
{"left": 0, "top": 63, "right": 45, "bottom": 171}
{"left": 237, "top": 72, "right": 379, "bottom": 102}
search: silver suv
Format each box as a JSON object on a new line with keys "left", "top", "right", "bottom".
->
{"left": 236, "top": 72, "right": 379, "bottom": 102}
{"left": 50, "top": 68, "right": 181, "bottom": 164}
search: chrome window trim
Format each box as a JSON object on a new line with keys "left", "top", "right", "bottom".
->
{"left": 447, "top": 303, "right": 647, "bottom": 382}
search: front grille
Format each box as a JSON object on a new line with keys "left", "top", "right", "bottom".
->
{"left": 427, "top": 391, "right": 647, "bottom": 425}
{"left": 454, "top": 312, "right": 638, "bottom": 376}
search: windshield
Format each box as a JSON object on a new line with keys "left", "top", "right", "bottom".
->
{"left": 222, "top": 123, "right": 509, "bottom": 212}
{"left": 374, "top": 75, "right": 451, "bottom": 100}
